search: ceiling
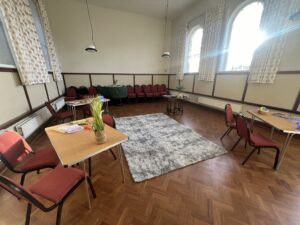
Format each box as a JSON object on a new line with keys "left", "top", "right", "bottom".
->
{"left": 81, "top": 0, "right": 199, "bottom": 19}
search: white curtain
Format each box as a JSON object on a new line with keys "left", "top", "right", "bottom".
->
{"left": 176, "top": 24, "right": 188, "bottom": 80}
{"left": 37, "top": 0, "right": 63, "bottom": 81}
{"left": 248, "top": 0, "right": 295, "bottom": 84}
{"left": 0, "top": 0, "right": 49, "bottom": 85}
{"left": 198, "top": 0, "right": 225, "bottom": 82}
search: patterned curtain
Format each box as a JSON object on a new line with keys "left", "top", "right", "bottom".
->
{"left": 36, "top": 0, "right": 62, "bottom": 81}
{"left": 176, "top": 24, "right": 188, "bottom": 80}
{"left": 198, "top": 0, "right": 225, "bottom": 82}
{"left": 248, "top": 0, "right": 295, "bottom": 84}
{"left": 0, "top": 0, "right": 49, "bottom": 85}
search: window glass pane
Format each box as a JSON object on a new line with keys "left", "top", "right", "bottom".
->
{"left": 226, "top": 2, "right": 265, "bottom": 71}
{"left": 185, "top": 28, "right": 203, "bottom": 73}
{"left": 0, "top": 21, "right": 15, "bottom": 66}
{"left": 28, "top": 0, "right": 52, "bottom": 71}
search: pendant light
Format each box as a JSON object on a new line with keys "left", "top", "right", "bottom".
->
{"left": 161, "top": 0, "right": 170, "bottom": 58}
{"left": 85, "top": 0, "right": 98, "bottom": 52}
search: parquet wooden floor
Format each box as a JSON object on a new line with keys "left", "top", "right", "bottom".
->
{"left": 1, "top": 101, "right": 300, "bottom": 225}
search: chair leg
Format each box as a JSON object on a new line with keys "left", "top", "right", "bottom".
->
{"left": 220, "top": 127, "right": 231, "bottom": 140}
{"left": 56, "top": 203, "right": 64, "bottom": 225}
{"left": 257, "top": 147, "right": 261, "bottom": 155}
{"left": 242, "top": 147, "right": 257, "bottom": 165}
{"left": 37, "top": 169, "right": 40, "bottom": 174}
{"left": 88, "top": 158, "right": 92, "bottom": 177}
{"left": 20, "top": 173, "right": 27, "bottom": 185}
{"left": 110, "top": 149, "right": 117, "bottom": 160}
{"left": 25, "top": 204, "right": 32, "bottom": 225}
{"left": 273, "top": 148, "right": 280, "bottom": 170}
{"left": 230, "top": 137, "right": 241, "bottom": 151}
{"left": 87, "top": 177, "right": 97, "bottom": 198}
{"left": 244, "top": 140, "right": 247, "bottom": 149}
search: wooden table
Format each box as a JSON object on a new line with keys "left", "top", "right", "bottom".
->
{"left": 45, "top": 118, "right": 128, "bottom": 208}
{"left": 66, "top": 98, "right": 110, "bottom": 120}
{"left": 163, "top": 95, "right": 186, "bottom": 115}
{"left": 247, "top": 110, "right": 300, "bottom": 170}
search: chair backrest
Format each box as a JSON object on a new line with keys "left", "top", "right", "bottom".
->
{"left": 127, "top": 85, "right": 134, "bottom": 94}
{"left": 151, "top": 85, "right": 158, "bottom": 92}
{"left": 143, "top": 85, "right": 152, "bottom": 93}
{"left": 157, "top": 84, "right": 163, "bottom": 92}
{"left": 102, "top": 113, "right": 116, "bottom": 128}
{"left": 45, "top": 102, "right": 57, "bottom": 117}
{"left": 161, "top": 84, "right": 167, "bottom": 91}
{"left": 0, "top": 131, "right": 32, "bottom": 170}
{"left": 0, "top": 175, "right": 45, "bottom": 210}
{"left": 134, "top": 85, "right": 142, "bottom": 93}
{"left": 236, "top": 115, "right": 250, "bottom": 141}
{"left": 224, "top": 104, "right": 234, "bottom": 127}
{"left": 66, "top": 87, "right": 77, "bottom": 98}
{"left": 88, "top": 86, "right": 97, "bottom": 96}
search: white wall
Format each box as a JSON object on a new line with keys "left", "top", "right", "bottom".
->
{"left": 44, "top": 0, "right": 171, "bottom": 74}
{"left": 168, "top": 0, "right": 300, "bottom": 111}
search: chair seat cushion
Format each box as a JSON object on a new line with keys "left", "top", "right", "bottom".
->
{"left": 250, "top": 133, "right": 278, "bottom": 148}
{"left": 19, "top": 147, "right": 60, "bottom": 171}
{"left": 128, "top": 93, "right": 136, "bottom": 98}
{"left": 152, "top": 92, "right": 160, "bottom": 97}
{"left": 145, "top": 93, "right": 153, "bottom": 97}
{"left": 57, "top": 111, "right": 73, "bottom": 119}
{"left": 136, "top": 93, "right": 145, "bottom": 97}
{"left": 64, "top": 97, "right": 76, "bottom": 101}
{"left": 29, "top": 167, "right": 85, "bottom": 203}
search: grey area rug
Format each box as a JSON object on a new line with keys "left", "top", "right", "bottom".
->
{"left": 115, "top": 113, "right": 227, "bottom": 182}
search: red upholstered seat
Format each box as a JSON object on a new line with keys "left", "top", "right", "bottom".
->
{"left": 57, "top": 110, "right": 73, "bottom": 120}
{"left": 65, "top": 87, "right": 77, "bottom": 101}
{"left": 29, "top": 167, "right": 85, "bottom": 203}
{"left": 20, "top": 147, "right": 60, "bottom": 171}
{"left": 0, "top": 131, "right": 59, "bottom": 185}
{"left": 143, "top": 85, "right": 154, "bottom": 97}
{"left": 134, "top": 85, "right": 145, "bottom": 98}
{"left": 250, "top": 133, "right": 278, "bottom": 148}
{"left": 88, "top": 86, "right": 97, "bottom": 96}
{"left": 102, "top": 114, "right": 116, "bottom": 128}
{"left": 127, "top": 85, "right": 136, "bottom": 98}
{"left": 151, "top": 85, "right": 160, "bottom": 97}
{"left": 157, "top": 84, "right": 168, "bottom": 95}
{"left": 46, "top": 102, "right": 73, "bottom": 124}
{"left": 220, "top": 104, "right": 237, "bottom": 141}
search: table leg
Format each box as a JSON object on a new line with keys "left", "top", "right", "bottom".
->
{"left": 276, "top": 133, "right": 294, "bottom": 170}
{"left": 72, "top": 106, "right": 76, "bottom": 120}
{"left": 118, "top": 145, "right": 125, "bottom": 183}
{"left": 82, "top": 160, "right": 92, "bottom": 209}
{"left": 250, "top": 115, "right": 255, "bottom": 131}
{"left": 270, "top": 127, "right": 275, "bottom": 139}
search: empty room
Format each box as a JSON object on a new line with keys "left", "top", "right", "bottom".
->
{"left": 0, "top": 0, "right": 300, "bottom": 224}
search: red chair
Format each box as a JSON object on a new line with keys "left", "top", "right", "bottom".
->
{"left": 134, "top": 85, "right": 145, "bottom": 100}
{"left": 64, "top": 87, "right": 77, "bottom": 101}
{"left": 220, "top": 104, "right": 237, "bottom": 141}
{"left": 0, "top": 166, "right": 96, "bottom": 225}
{"left": 0, "top": 131, "right": 59, "bottom": 185}
{"left": 88, "top": 113, "right": 117, "bottom": 176}
{"left": 88, "top": 86, "right": 97, "bottom": 96}
{"left": 45, "top": 102, "right": 73, "bottom": 124}
{"left": 157, "top": 84, "right": 169, "bottom": 96}
{"left": 127, "top": 85, "right": 136, "bottom": 101}
{"left": 143, "top": 85, "right": 154, "bottom": 99}
{"left": 232, "top": 115, "right": 280, "bottom": 169}
{"left": 151, "top": 85, "right": 160, "bottom": 98}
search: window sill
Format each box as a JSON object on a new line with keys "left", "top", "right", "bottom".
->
{"left": 217, "top": 71, "right": 249, "bottom": 75}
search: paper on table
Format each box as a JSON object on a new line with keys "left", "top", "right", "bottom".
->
{"left": 55, "top": 124, "right": 84, "bottom": 134}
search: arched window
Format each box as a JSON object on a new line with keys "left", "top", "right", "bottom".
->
{"left": 184, "top": 27, "right": 203, "bottom": 73}
{"left": 225, "top": 1, "right": 265, "bottom": 71}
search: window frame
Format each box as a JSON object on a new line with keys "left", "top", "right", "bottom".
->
{"left": 184, "top": 25, "right": 204, "bottom": 74}
{"left": 219, "top": 0, "right": 264, "bottom": 72}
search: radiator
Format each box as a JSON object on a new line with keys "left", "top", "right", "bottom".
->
{"left": 15, "top": 97, "right": 65, "bottom": 139}
{"left": 198, "top": 96, "right": 242, "bottom": 113}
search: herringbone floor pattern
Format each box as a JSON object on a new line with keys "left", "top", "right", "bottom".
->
{"left": 1, "top": 101, "right": 300, "bottom": 225}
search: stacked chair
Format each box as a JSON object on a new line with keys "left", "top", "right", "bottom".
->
{"left": 134, "top": 85, "right": 145, "bottom": 101}
{"left": 64, "top": 87, "right": 77, "bottom": 101}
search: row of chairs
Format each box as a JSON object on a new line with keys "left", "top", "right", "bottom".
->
{"left": 0, "top": 114, "right": 117, "bottom": 224}
{"left": 65, "top": 84, "right": 169, "bottom": 102}
{"left": 127, "top": 84, "right": 169, "bottom": 101}
{"left": 221, "top": 104, "right": 280, "bottom": 169}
